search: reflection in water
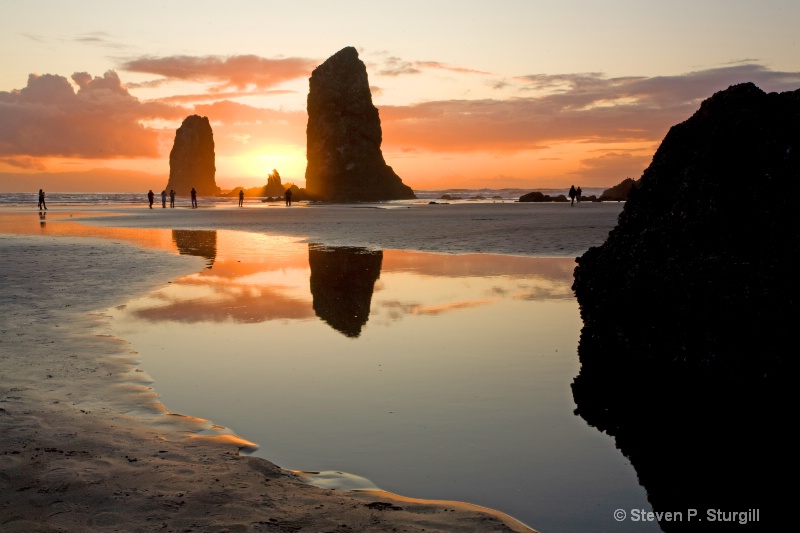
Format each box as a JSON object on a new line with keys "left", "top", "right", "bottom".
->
{"left": 108, "top": 230, "right": 656, "bottom": 532}
{"left": 308, "top": 244, "right": 383, "bottom": 338}
{"left": 172, "top": 229, "right": 217, "bottom": 268}
{"left": 573, "top": 328, "right": 791, "bottom": 530}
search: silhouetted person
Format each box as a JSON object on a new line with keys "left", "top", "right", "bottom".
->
{"left": 576, "top": 186, "right": 582, "bottom": 203}
{"left": 147, "top": 189, "right": 155, "bottom": 209}
{"left": 568, "top": 185, "right": 577, "bottom": 206}
{"left": 161, "top": 190, "right": 167, "bottom": 208}
{"left": 239, "top": 189, "right": 244, "bottom": 207}
{"left": 191, "top": 187, "right": 197, "bottom": 208}
{"left": 285, "top": 187, "right": 292, "bottom": 206}
{"left": 38, "top": 189, "right": 47, "bottom": 210}
{"left": 169, "top": 189, "right": 176, "bottom": 208}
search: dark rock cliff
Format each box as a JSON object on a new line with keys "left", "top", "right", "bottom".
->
{"left": 571, "top": 82, "right": 798, "bottom": 530}
{"left": 598, "top": 177, "right": 639, "bottom": 201}
{"left": 165, "top": 115, "right": 220, "bottom": 197}
{"left": 573, "top": 82, "right": 798, "bottom": 381}
{"left": 304, "top": 47, "right": 416, "bottom": 202}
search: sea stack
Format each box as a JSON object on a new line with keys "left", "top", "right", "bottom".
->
{"left": 572, "top": 82, "right": 799, "bottom": 382}
{"left": 304, "top": 46, "right": 416, "bottom": 202}
{"left": 165, "top": 115, "right": 220, "bottom": 196}
{"left": 570, "top": 83, "right": 797, "bottom": 529}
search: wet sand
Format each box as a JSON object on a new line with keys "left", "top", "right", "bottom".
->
{"left": 0, "top": 202, "right": 623, "bottom": 532}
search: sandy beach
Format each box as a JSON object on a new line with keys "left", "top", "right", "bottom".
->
{"left": 0, "top": 201, "right": 623, "bottom": 532}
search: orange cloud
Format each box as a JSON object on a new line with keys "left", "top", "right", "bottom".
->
{"left": 120, "top": 54, "right": 318, "bottom": 90}
{"left": 153, "top": 89, "right": 296, "bottom": 105}
{"left": 192, "top": 100, "right": 307, "bottom": 152}
{"left": 0, "top": 156, "right": 46, "bottom": 170}
{"left": 572, "top": 150, "right": 653, "bottom": 181}
{"left": 0, "top": 71, "right": 181, "bottom": 158}
{"left": 380, "top": 64, "right": 800, "bottom": 153}
{"left": 193, "top": 100, "right": 303, "bottom": 125}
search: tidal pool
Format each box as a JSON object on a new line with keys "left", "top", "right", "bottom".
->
{"left": 107, "top": 228, "right": 657, "bottom": 533}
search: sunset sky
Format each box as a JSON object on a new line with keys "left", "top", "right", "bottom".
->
{"left": 2, "top": 1, "right": 799, "bottom": 192}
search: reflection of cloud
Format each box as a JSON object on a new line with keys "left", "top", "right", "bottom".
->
{"left": 414, "top": 299, "right": 493, "bottom": 315}
{"left": 134, "top": 283, "right": 313, "bottom": 324}
{"left": 514, "top": 288, "right": 574, "bottom": 301}
{"left": 378, "top": 298, "right": 494, "bottom": 319}
{"left": 382, "top": 252, "right": 575, "bottom": 283}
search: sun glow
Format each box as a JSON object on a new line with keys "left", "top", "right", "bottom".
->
{"left": 250, "top": 147, "right": 305, "bottom": 178}
{"left": 215, "top": 146, "right": 307, "bottom": 190}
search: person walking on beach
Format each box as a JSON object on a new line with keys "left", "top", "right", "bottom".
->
{"left": 38, "top": 189, "right": 47, "bottom": 210}
{"left": 576, "top": 186, "right": 582, "bottom": 203}
{"left": 568, "top": 185, "right": 577, "bottom": 206}
{"left": 284, "top": 187, "right": 292, "bottom": 206}
{"left": 170, "top": 189, "right": 176, "bottom": 208}
{"left": 239, "top": 189, "right": 244, "bottom": 207}
{"left": 147, "top": 189, "right": 155, "bottom": 209}
{"left": 190, "top": 187, "right": 197, "bottom": 208}
{"left": 161, "top": 190, "right": 167, "bottom": 208}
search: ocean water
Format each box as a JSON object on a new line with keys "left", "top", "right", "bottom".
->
{"left": 0, "top": 188, "right": 608, "bottom": 208}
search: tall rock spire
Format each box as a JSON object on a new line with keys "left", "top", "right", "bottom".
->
{"left": 304, "top": 47, "right": 416, "bottom": 202}
{"left": 165, "top": 115, "right": 220, "bottom": 196}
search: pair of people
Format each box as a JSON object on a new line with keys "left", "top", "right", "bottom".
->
{"left": 38, "top": 189, "right": 47, "bottom": 210}
{"left": 568, "top": 185, "right": 583, "bottom": 206}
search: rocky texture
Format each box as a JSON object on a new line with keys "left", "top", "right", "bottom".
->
{"left": 518, "top": 191, "right": 568, "bottom": 202}
{"left": 305, "top": 47, "right": 416, "bottom": 202}
{"left": 573, "top": 82, "right": 798, "bottom": 381}
{"left": 308, "top": 244, "right": 383, "bottom": 337}
{"left": 166, "top": 115, "right": 220, "bottom": 197}
{"left": 597, "top": 177, "right": 638, "bottom": 201}
{"left": 570, "top": 82, "right": 798, "bottom": 530}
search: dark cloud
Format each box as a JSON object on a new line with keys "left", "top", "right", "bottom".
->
{"left": 73, "top": 31, "right": 129, "bottom": 49}
{"left": 0, "top": 71, "right": 182, "bottom": 158}
{"left": 376, "top": 56, "right": 491, "bottom": 77}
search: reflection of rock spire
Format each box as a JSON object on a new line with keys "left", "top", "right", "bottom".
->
{"left": 572, "top": 336, "right": 790, "bottom": 530}
{"left": 172, "top": 229, "right": 217, "bottom": 268}
{"left": 308, "top": 244, "right": 382, "bottom": 337}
